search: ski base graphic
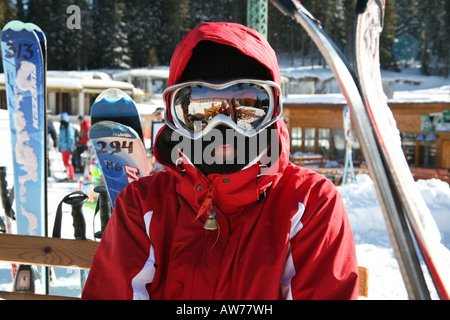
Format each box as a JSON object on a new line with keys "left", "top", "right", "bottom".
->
{"left": 89, "top": 121, "right": 148, "bottom": 207}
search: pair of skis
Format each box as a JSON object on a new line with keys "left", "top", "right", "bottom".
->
{"left": 271, "top": 0, "right": 449, "bottom": 299}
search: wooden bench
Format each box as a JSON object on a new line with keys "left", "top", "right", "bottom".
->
{"left": 0, "top": 233, "right": 369, "bottom": 299}
{"left": 292, "top": 155, "right": 327, "bottom": 168}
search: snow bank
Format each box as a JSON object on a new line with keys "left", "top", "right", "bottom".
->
{"left": 338, "top": 174, "right": 449, "bottom": 299}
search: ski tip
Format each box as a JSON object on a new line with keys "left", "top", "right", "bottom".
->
{"left": 25, "top": 22, "right": 46, "bottom": 42}
{"left": 91, "top": 88, "right": 138, "bottom": 118}
{"left": 355, "top": 0, "right": 368, "bottom": 14}
{"left": 2, "top": 20, "right": 35, "bottom": 33}
{"left": 95, "top": 88, "right": 133, "bottom": 104}
{"left": 1, "top": 20, "right": 45, "bottom": 44}
{"left": 24, "top": 22, "right": 44, "bottom": 33}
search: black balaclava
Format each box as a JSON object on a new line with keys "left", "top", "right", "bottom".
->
{"left": 161, "top": 41, "right": 276, "bottom": 176}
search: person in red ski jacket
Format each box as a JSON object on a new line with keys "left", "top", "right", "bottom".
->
{"left": 82, "top": 22, "right": 359, "bottom": 300}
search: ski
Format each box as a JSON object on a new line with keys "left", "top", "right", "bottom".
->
{"left": 270, "top": 0, "right": 436, "bottom": 299}
{"left": 90, "top": 88, "right": 144, "bottom": 143}
{"left": 88, "top": 89, "right": 149, "bottom": 207}
{"left": 354, "top": 0, "right": 449, "bottom": 299}
{"left": 1, "top": 20, "right": 48, "bottom": 293}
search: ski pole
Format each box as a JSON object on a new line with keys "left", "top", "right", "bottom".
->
{"left": 93, "top": 185, "right": 111, "bottom": 239}
{"left": 64, "top": 192, "right": 88, "bottom": 289}
{"left": 52, "top": 191, "right": 89, "bottom": 290}
{"left": 0, "top": 167, "right": 15, "bottom": 223}
{"left": 0, "top": 167, "right": 9, "bottom": 233}
{"left": 0, "top": 166, "right": 19, "bottom": 282}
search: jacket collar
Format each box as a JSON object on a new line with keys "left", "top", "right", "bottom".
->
{"left": 155, "top": 118, "right": 290, "bottom": 217}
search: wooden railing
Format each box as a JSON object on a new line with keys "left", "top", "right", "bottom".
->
{"left": 0, "top": 233, "right": 369, "bottom": 299}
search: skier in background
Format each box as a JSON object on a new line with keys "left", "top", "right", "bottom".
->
{"left": 82, "top": 22, "right": 359, "bottom": 300}
{"left": 57, "top": 112, "right": 76, "bottom": 181}
{"left": 73, "top": 115, "right": 91, "bottom": 173}
{"left": 149, "top": 107, "right": 165, "bottom": 173}
{"left": 46, "top": 109, "right": 58, "bottom": 177}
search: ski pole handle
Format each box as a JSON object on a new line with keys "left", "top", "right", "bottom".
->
{"left": 64, "top": 193, "right": 88, "bottom": 240}
{"left": 93, "top": 185, "right": 112, "bottom": 238}
{"left": 52, "top": 191, "right": 88, "bottom": 239}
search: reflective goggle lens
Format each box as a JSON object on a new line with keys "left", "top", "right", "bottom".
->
{"left": 172, "top": 83, "right": 271, "bottom": 133}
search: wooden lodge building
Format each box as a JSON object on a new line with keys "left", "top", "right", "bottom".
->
{"left": 282, "top": 94, "right": 450, "bottom": 182}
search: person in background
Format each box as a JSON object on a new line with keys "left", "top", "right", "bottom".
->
{"left": 46, "top": 110, "right": 58, "bottom": 177}
{"left": 149, "top": 107, "right": 165, "bottom": 173}
{"left": 153, "top": 107, "right": 164, "bottom": 123}
{"left": 58, "top": 112, "right": 76, "bottom": 181}
{"left": 73, "top": 115, "right": 91, "bottom": 173}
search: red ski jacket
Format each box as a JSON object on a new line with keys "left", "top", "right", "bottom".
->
{"left": 82, "top": 23, "right": 358, "bottom": 300}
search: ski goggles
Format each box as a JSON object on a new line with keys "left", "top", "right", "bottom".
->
{"left": 163, "top": 79, "right": 282, "bottom": 139}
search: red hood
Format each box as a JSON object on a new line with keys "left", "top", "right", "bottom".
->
{"left": 154, "top": 22, "right": 289, "bottom": 214}
{"left": 167, "top": 22, "right": 281, "bottom": 87}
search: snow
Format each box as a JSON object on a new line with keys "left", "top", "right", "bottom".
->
{"left": 338, "top": 174, "right": 450, "bottom": 299}
{"left": 279, "top": 63, "right": 450, "bottom": 103}
{"left": 0, "top": 65, "right": 449, "bottom": 299}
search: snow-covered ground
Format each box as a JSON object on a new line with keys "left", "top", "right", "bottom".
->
{"left": 0, "top": 65, "right": 449, "bottom": 299}
{"left": 339, "top": 174, "right": 450, "bottom": 299}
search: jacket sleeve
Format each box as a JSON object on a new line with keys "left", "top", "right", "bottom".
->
{"left": 69, "top": 126, "right": 76, "bottom": 151}
{"left": 285, "top": 179, "right": 359, "bottom": 300}
{"left": 81, "top": 183, "right": 153, "bottom": 300}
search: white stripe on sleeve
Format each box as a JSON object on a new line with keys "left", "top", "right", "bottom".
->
{"left": 280, "top": 202, "right": 305, "bottom": 300}
{"left": 131, "top": 211, "right": 155, "bottom": 300}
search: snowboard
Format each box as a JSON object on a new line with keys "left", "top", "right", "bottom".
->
{"left": 1, "top": 20, "right": 47, "bottom": 293}
{"left": 88, "top": 89, "right": 149, "bottom": 207}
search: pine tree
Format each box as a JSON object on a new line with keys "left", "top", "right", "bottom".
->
{"left": 65, "top": 0, "right": 93, "bottom": 70}
{"left": 441, "top": 0, "right": 450, "bottom": 77}
{"left": 415, "top": 0, "right": 441, "bottom": 75}
{"left": 158, "top": 0, "right": 190, "bottom": 65}
{"left": 124, "top": 0, "right": 161, "bottom": 68}
{"left": 27, "top": 0, "right": 70, "bottom": 69}
{"left": 379, "top": 0, "right": 399, "bottom": 71}
{"left": 0, "top": 0, "right": 16, "bottom": 73}
{"left": 341, "top": 0, "right": 356, "bottom": 64}
{"left": 0, "top": 0, "right": 15, "bottom": 28}
{"left": 15, "top": 0, "right": 26, "bottom": 21}
{"left": 90, "top": 0, "right": 131, "bottom": 69}
{"left": 431, "top": 0, "right": 448, "bottom": 77}
{"left": 1, "top": 0, "right": 445, "bottom": 75}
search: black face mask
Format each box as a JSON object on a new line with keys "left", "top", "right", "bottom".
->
{"left": 193, "top": 124, "right": 273, "bottom": 175}
{"left": 155, "top": 123, "right": 277, "bottom": 176}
